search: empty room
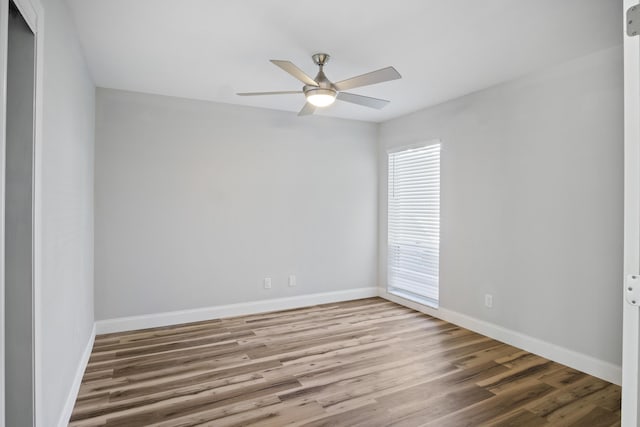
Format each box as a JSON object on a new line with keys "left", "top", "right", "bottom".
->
{"left": 2, "top": 0, "right": 639, "bottom": 426}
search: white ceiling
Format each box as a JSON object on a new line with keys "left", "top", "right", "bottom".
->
{"left": 66, "top": 0, "right": 622, "bottom": 123}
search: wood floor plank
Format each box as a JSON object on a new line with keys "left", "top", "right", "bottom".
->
{"left": 71, "top": 373, "right": 267, "bottom": 422}
{"left": 70, "top": 297, "right": 621, "bottom": 426}
{"left": 145, "top": 395, "right": 284, "bottom": 427}
{"left": 190, "top": 397, "right": 327, "bottom": 427}
{"left": 422, "top": 381, "right": 555, "bottom": 426}
{"left": 526, "top": 375, "right": 612, "bottom": 418}
{"left": 91, "top": 330, "right": 255, "bottom": 359}
{"left": 380, "top": 385, "right": 495, "bottom": 427}
{"left": 565, "top": 406, "right": 620, "bottom": 427}
{"left": 481, "top": 408, "right": 549, "bottom": 427}
{"left": 102, "top": 376, "right": 301, "bottom": 427}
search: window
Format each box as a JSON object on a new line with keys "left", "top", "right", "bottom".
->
{"left": 387, "top": 142, "right": 441, "bottom": 307}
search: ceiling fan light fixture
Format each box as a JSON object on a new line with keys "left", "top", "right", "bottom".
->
{"left": 237, "top": 54, "right": 401, "bottom": 116}
{"left": 305, "top": 88, "right": 336, "bottom": 107}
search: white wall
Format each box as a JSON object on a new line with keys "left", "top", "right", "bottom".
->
{"left": 39, "top": 0, "right": 95, "bottom": 423}
{"left": 94, "top": 89, "right": 377, "bottom": 320}
{"left": 379, "top": 46, "right": 623, "bottom": 367}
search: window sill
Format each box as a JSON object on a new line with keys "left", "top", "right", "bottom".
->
{"left": 387, "top": 289, "right": 439, "bottom": 310}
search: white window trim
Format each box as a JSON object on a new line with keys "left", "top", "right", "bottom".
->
{"left": 386, "top": 139, "right": 441, "bottom": 155}
{"left": 386, "top": 139, "right": 441, "bottom": 309}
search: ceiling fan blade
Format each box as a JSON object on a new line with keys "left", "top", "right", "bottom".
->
{"left": 337, "top": 92, "right": 390, "bottom": 109}
{"left": 237, "top": 91, "right": 302, "bottom": 96}
{"left": 271, "top": 60, "right": 319, "bottom": 86}
{"left": 298, "top": 102, "right": 316, "bottom": 116}
{"left": 334, "top": 66, "right": 401, "bottom": 91}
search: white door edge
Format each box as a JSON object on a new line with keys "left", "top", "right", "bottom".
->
{"left": 623, "top": 0, "right": 640, "bottom": 425}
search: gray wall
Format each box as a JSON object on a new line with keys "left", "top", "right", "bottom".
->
{"left": 378, "top": 46, "right": 623, "bottom": 366}
{"left": 94, "top": 89, "right": 377, "bottom": 320}
{"left": 40, "top": 0, "right": 95, "bottom": 423}
{"left": 5, "top": 4, "right": 34, "bottom": 425}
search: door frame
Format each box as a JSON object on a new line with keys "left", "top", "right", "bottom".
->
{"left": 623, "top": 0, "right": 640, "bottom": 425}
{"left": 0, "top": 0, "right": 43, "bottom": 425}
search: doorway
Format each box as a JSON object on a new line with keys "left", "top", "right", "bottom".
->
{"left": 4, "top": 0, "right": 35, "bottom": 425}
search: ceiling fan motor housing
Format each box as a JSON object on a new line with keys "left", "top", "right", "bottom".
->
{"left": 304, "top": 54, "right": 337, "bottom": 101}
{"left": 303, "top": 86, "right": 336, "bottom": 96}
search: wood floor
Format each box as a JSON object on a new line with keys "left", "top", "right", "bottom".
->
{"left": 70, "top": 298, "right": 621, "bottom": 426}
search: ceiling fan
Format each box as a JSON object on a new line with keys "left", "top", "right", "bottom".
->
{"left": 237, "top": 53, "right": 401, "bottom": 116}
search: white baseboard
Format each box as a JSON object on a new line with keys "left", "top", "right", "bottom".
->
{"left": 95, "top": 287, "right": 379, "bottom": 335}
{"left": 379, "top": 289, "right": 622, "bottom": 386}
{"left": 57, "top": 324, "right": 96, "bottom": 427}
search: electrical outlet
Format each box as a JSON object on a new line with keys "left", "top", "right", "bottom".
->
{"left": 485, "top": 294, "right": 493, "bottom": 308}
{"left": 264, "top": 278, "right": 272, "bottom": 289}
{"left": 288, "top": 275, "right": 296, "bottom": 287}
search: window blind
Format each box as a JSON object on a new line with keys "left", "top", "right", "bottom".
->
{"left": 388, "top": 143, "right": 441, "bottom": 306}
